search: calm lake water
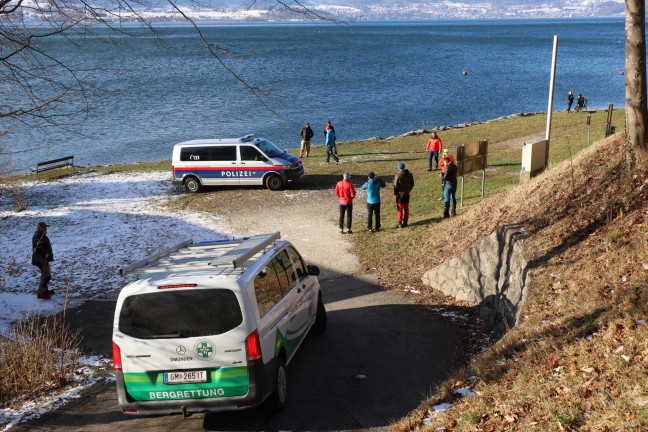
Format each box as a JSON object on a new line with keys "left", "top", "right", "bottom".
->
{"left": 4, "top": 18, "right": 626, "bottom": 172}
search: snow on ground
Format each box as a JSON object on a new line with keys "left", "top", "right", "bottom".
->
{"left": 0, "top": 170, "right": 231, "bottom": 334}
{"left": 0, "top": 170, "right": 239, "bottom": 430}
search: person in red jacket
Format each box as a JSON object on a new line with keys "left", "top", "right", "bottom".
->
{"left": 335, "top": 172, "right": 356, "bottom": 234}
{"left": 426, "top": 131, "right": 443, "bottom": 171}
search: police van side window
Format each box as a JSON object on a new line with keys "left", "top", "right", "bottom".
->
{"left": 287, "top": 246, "right": 308, "bottom": 280}
{"left": 240, "top": 145, "right": 265, "bottom": 162}
{"left": 254, "top": 263, "right": 284, "bottom": 317}
{"left": 180, "top": 147, "right": 209, "bottom": 161}
{"left": 209, "top": 146, "right": 237, "bottom": 161}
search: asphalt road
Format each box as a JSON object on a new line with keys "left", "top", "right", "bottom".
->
{"left": 14, "top": 274, "right": 465, "bottom": 431}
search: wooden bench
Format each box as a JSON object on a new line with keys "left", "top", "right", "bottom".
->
{"left": 30, "top": 156, "right": 75, "bottom": 176}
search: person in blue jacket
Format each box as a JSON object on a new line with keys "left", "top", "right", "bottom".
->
{"left": 361, "top": 172, "right": 386, "bottom": 232}
{"left": 325, "top": 127, "right": 340, "bottom": 164}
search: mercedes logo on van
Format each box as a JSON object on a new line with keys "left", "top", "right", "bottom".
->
{"left": 194, "top": 340, "right": 215, "bottom": 360}
{"left": 176, "top": 345, "right": 187, "bottom": 355}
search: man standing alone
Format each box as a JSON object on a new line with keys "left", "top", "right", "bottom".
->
{"left": 300, "top": 122, "right": 314, "bottom": 158}
{"left": 335, "top": 172, "right": 356, "bottom": 234}
{"left": 31, "top": 221, "right": 54, "bottom": 299}
{"left": 426, "top": 131, "right": 443, "bottom": 171}
{"left": 361, "top": 172, "right": 386, "bottom": 232}
{"left": 394, "top": 162, "right": 414, "bottom": 228}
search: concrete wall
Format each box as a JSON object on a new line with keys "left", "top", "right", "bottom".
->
{"left": 421, "top": 224, "right": 529, "bottom": 337}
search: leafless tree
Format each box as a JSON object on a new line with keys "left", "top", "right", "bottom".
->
{"left": 625, "top": 0, "right": 648, "bottom": 165}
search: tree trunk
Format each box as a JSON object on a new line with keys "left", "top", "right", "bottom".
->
{"left": 625, "top": 0, "right": 648, "bottom": 164}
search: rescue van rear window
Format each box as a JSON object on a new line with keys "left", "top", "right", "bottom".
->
{"left": 118, "top": 289, "right": 243, "bottom": 339}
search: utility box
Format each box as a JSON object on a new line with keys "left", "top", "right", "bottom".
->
{"left": 520, "top": 139, "right": 548, "bottom": 184}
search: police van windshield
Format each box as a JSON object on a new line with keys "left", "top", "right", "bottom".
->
{"left": 255, "top": 140, "right": 284, "bottom": 158}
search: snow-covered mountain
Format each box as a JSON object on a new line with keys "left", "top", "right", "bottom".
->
{"left": 18, "top": 0, "right": 627, "bottom": 22}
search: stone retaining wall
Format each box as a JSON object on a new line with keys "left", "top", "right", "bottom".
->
{"left": 421, "top": 224, "right": 529, "bottom": 337}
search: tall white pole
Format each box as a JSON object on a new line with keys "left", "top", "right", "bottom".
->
{"left": 545, "top": 35, "right": 559, "bottom": 167}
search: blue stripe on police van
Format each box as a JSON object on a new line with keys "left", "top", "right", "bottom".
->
{"left": 173, "top": 166, "right": 282, "bottom": 180}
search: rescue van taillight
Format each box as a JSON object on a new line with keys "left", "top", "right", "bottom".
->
{"left": 112, "top": 341, "right": 123, "bottom": 372}
{"left": 245, "top": 330, "right": 262, "bottom": 364}
{"left": 157, "top": 283, "right": 198, "bottom": 289}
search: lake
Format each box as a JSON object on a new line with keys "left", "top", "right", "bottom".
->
{"left": 3, "top": 18, "right": 626, "bottom": 172}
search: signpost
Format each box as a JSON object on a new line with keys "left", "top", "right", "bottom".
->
{"left": 456, "top": 140, "right": 488, "bottom": 206}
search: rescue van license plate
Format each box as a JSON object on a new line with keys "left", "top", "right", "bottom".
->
{"left": 164, "top": 371, "right": 207, "bottom": 384}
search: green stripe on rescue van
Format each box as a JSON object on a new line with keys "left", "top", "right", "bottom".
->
{"left": 123, "top": 366, "right": 248, "bottom": 401}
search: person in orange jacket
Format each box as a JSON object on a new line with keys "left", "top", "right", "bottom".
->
{"left": 335, "top": 172, "right": 356, "bottom": 234}
{"left": 426, "top": 131, "right": 443, "bottom": 171}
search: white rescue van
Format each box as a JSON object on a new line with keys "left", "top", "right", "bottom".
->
{"left": 112, "top": 232, "right": 326, "bottom": 416}
{"left": 172, "top": 135, "right": 304, "bottom": 192}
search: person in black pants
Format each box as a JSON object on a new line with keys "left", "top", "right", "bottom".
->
{"left": 31, "top": 221, "right": 55, "bottom": 299}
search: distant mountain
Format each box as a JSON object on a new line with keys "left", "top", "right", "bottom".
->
{"left": 21, "top": 1, "right": 623, "bottom": 22}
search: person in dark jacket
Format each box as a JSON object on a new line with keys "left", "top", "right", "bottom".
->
{"left": 441, "top": 155, "right": 458, "bottom": 218}
{"left": 394, "top": 162, "right": 414, "bottom": 228}
{"left": 567, "top": 91, "right": 574, "bottom": 113}
{"left": 300, "top": 122, "right": 314, "bottom": 158}
{"left": 31, "top": 221, "right": 54, "bottom": 299}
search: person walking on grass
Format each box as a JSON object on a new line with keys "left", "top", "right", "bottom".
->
{"left": 335, "top": 172, "right": 356, "bottom": 234}
{"left": 325, "top": 125, "right": 340, "bottom": 164}
{"left": 361, "top": 171, "right": 386, "bottom": 232}
{"left": 31, "top": 221, "right": 55, "bottom": 300}
{"left": 426, "top": 131, "right": 443, "bottom": 171}
{"left": 394, "top": 162, "right": 414, "bottom": 228}
{"left": 324, "top": 121, "right": 339, "bottom": 156}
{"left": 300, "top": 122, "right": 314, "bottom": 158}
{"left": 441, "top": 155, "right": 458, "bottom": 218}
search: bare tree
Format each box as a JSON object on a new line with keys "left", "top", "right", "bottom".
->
{"left": 625, "top": 0, "right": 648, "bottom": 165}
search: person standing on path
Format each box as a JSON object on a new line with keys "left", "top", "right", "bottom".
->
{"left": 361, "top": 171, "right": 386, "bottom": 232}
{"left": 426, "top": 131, "right": 443, "bottom": 171}
{"left": 324, "top": 121, "right": 338, "bottom": 156}
{"left": 567, "top": 91, "right": 574, "bottom": 113}
{"left": 300, "top": 122, "right": 314, "bottom": 158}
{"left": 394, "top": 162, "right": 414, "bottom": 228}
{"left": 325, "top": 126, "right": 340, "bottom": 164}
{"left": 31, "top": 221, "right": 55, "bottom": 299}
{"left": 335, "top": 172, "right": 356, "bottom": 234}
{"left": 441, "top": 155, "right": 458, "bottom": 218}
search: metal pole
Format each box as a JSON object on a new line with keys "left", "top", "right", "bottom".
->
{"left": 545, "top": 35, "right": 559, "bottom": 167}
{"left": 460, "top": 177, "right": 464, "bottom": 207}
{"left": 587, "top": 112, "right": 592, "bottom": 146}
{"left": 481, "top": 169, "right": 485, "bottom": 198}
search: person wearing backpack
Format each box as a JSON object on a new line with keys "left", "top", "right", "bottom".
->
{"left": 394, "top": 162, "right": 414, "bottom": 228}
{"left": 361, "top": 172, "right": 386, "bottom": 232}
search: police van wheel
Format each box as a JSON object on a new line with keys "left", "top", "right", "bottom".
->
{"left": 311, "top": 294, "right": 327, "bottom": 335}
{"left": 184, "top": 177, "right": 201, "bottom": 193}
{"left": 266, "top": 175, "right": 284, "bottom": 191}
{"left": 269, "top": 358, "right": 287, "bottom": 411}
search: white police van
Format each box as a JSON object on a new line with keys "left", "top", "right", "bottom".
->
{"left": 172, "top": 135, "right": 304, "bottom": 192}
{"left": 112, "top": 232, "right": 326, "bottom": 416}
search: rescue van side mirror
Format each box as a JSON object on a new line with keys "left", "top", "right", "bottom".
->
{"left": 307, "top": 265, "right": 320, "bottom": 276}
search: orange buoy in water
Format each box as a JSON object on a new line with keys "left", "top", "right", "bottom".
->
{"left": 462, "top": 70, "right": 468, "bottom": 76}
{"left": 620, "top": 71, "right": 625, "bottom": 75}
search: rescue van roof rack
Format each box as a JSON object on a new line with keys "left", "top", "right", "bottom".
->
{"left": 209, "top": 232, "right": 280, "bottom": 268}
{"left": 240, "top": 134, "right": 254, "bottom": 142}
{"left": 118, "top": 232, "right": 281, "bottom": 277}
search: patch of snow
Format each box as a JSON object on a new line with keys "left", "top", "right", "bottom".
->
{"left": 432, "top": 402, "right": 453, "bottom": 412}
